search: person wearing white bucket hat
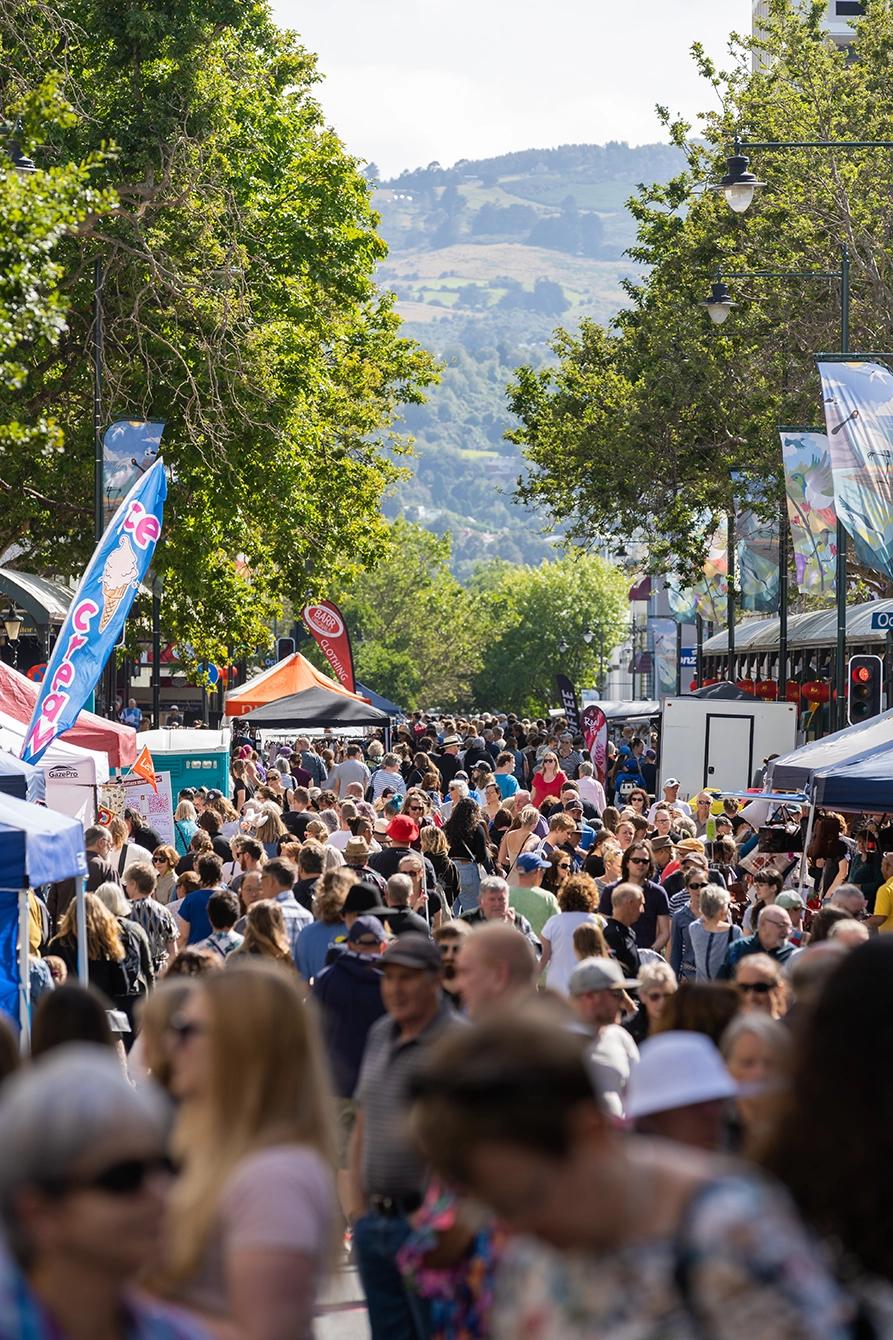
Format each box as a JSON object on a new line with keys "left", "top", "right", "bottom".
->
{"left": 624, "top": 1031, "right": 738, "bottom": 1151}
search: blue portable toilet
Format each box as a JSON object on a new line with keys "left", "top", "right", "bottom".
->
{"left": 136, "top": 728, "right": 231, "bottom": 796}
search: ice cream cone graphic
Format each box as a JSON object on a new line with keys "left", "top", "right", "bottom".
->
{"left": 99, "top": 537, "right": 138, "bottom": 633}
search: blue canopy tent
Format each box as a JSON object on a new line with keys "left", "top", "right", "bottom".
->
{"left": 0, "top": 750, "right": 43, "bottom": 803}
{"left": 768, "top": 708, "right": 893, "bottom": 791}
{"left": 355, "top": 683, "right": 404, "bottom": 717}
{"left": 0, "top": 795, "right": 87, "bottom": 1044}
{"left": 811, "top": 748, "right": 893, "bottom": 813}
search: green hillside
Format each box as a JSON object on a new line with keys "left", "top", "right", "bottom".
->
{"left": 374, "top": 142, "right": 686, "bottom": 574}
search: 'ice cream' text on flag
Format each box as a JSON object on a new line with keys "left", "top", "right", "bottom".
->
{"left": 21, "top": 459, "right": 167, "bottom": 765}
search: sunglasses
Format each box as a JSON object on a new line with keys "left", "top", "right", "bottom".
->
{"left": 43, "top": 1156, "right": 175, "bottom": 1198}
{"left": 353, "top": 937, "right": 381, "bottom": 947}
{"left": 629, "top": 856, "right": 649, "bottom": 865}
{"left": 439, "top": 943, "right": 461, "bottom": 954}
{"left": 739, "top": 980, "right": 773, "bottom": 994}
{"left": 687, "top": 881, "right": 708, "bottom": 890}
{"left": 406, "top": 804, "right": 424, "bottom": 812}
{"left": 152, "top": 856, "right": 167, "bottom": 865}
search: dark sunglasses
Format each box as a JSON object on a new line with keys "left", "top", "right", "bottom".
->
{"left": 406, "top": 804, "right": 424, "bottom": 812}
{"left": 629, "top": 856, "right": 649, "bottom": 865}
{"left": 688, "top": 881, "right": 708, "bottom": 890}
{"left": 739, "top": 980, "right": 773, "bottom": 994}
{"left": 152, "top": 856, "right": 167, "bottom": 865}
{"left": 557, "top": 861, "right": 572, "bottom": 870}
{"left": 42, "top": 1155, "right": 174, "bottom": 1199}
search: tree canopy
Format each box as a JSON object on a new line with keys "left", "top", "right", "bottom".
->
{"left": 1, "top": 0, "right": 436, "bottom": 662}
{"left": 508, "top": 0, "right": 893, "bottom": 592}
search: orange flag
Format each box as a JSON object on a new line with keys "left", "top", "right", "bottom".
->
{"left": 131, "top": 745, "right": 158, "bottom": 793}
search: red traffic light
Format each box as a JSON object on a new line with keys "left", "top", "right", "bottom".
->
{"left": 853, "top": 666, "right": 871, "bottom": 683}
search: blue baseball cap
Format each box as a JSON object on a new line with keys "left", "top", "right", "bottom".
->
{"left": 347, "top": 915, "right": 386, "bottom": 944}
{"left": 516, "top": 851, "right": 551, "bottom": 873}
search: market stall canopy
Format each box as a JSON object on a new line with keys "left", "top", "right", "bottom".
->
{"left": 768, "top": 709, "right": 893, "bottom": 792}
{"left": 811, "top": 748, "right": 893, "bottom": 812}
{"left": 687, "top": 681, "right": 754, "bottom": 701}
{"left": 588, "top": 700, "right": 661, "bottom": 721}
{"left": 355, "top": 683, "right": 404, "bottom": 716}
{"left": 0, "top": 708, "right": 109, "bottom": 783}
{"left": 239, "top": 684, "right": 390, "bottom": 730}
{"left": 225, "top": 653, "right": 369, "bottom": 717}
{"left": 0, "top": 792, "right": 87, "bottom": 890}
{"left": 0, "top": 751, "right": 41, "bottom": 802}
{"left": 0, "top": 660, "right": 135, "bottom": 769}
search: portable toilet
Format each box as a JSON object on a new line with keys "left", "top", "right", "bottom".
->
{"left": 136, "top": 728, "right": 231, "bottom": 797}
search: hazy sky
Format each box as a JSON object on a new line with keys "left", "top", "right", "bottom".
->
{"left": 270, "top": 0, "right": 751, "bottom": 177}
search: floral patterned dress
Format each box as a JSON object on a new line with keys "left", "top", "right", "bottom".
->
{"left": 490, "top": 1175, "right": 856, "bottom": 1340}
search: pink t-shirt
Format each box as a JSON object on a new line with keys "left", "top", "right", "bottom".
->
{"left": 179, "top": 1144, "right": 334, "bottom": 1328}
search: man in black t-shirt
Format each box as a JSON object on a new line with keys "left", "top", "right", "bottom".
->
{"left": 602, "top": 883, "right": 643, "bottom": 979}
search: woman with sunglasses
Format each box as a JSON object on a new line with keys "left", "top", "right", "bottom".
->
{"left": 623, "top": 959, "right": 678, "bottom": 1044}
{"left": 542, "top": 849, "right": 572, "bottom": 897}
{"left": 625, "top": 789, "right": 649, "bottom": 818}
{"left": 0, "top": 1046, "right": 204, "bottom": 1340}
{"left": 158, "top": 961, "right": 335, "bottom": 1337}
{"left": 690, "top": 884, "right": 742, "bottom": 981}
{"left": 530, "top": 753, "right": 568, "bottom": 811}
{"left": 151, "top": 846, "right": 179, "bottom": 905}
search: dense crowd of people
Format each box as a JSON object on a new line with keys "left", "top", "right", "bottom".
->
{"left": 4, "top": 709, "right": 893, "bottom": 1340}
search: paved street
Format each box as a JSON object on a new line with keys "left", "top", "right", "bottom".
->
{"left": 316, "top": 1261, "right": 369, "bottom": 1340}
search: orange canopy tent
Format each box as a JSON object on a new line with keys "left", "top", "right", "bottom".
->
{"left": 0, "top": 660, "right": 137, "bottom": 769}
{"left": 225, "top": 653, "right": 369, "bottom": 718}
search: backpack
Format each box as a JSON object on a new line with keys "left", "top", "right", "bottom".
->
{"left": 109, "top": 922, "right": 143, "bottom": 997}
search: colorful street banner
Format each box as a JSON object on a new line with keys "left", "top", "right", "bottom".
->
{"left": 103, "top": 421, "right": 165, "bottom": 526}
{"left": 780, "top": 427, "right": 838, "bottom": 594}
{"left": 736, "top": 507, "right": 779, "bottom": 612}
{"left": 301, "top": 601, "right": 356, "bottom": 694}
{"left": 666, "top": 580, "right": 698, "bottom": 624}
{"left": 555, "top": 673, "right": 580, "bottom": 733}
{"left": 818, "top": 361, "right": 893, "bottom": 582}
{"left": 21, "top": 459, "right": 167, "bottom": 765}
{"left": 649, "top": 617, "right": 678, "bottom": 697}
{"left": 692, "top": 526, "right": 728, "bottom": 624}
{"left": 581, "top": 704, "right": 608, "bottom": 784}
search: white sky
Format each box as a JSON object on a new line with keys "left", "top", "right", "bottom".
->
{"left": 270, "top": 0, "right": 751, "bottom": 178}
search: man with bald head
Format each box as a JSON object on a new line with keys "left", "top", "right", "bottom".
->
{"left": 455, "top": 923, "right": 539, "bottom": 1020}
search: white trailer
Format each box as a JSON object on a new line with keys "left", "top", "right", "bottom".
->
{"left": 659, "top": 698, "right": 798, "bottom": 801}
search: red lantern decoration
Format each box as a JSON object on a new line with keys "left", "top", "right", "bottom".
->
{"left": 802, "top": 680, "right": 831, "bottom": 705}
{"left": 689, "top": 679, "right": 699, "bottom": 691}
{"left": 785, "top": 680, "right": 801, "bottom": 704}
{"left": 703, "top": 677, "right": 720, "bottom": 687}
{"left": 756, "top": 679, "right": 778, "bottom": 701}
{"left": 736, "top": 678, "right": 755, "bottom": 695}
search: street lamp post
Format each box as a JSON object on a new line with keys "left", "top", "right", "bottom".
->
{"left": 700, "top": 245, "right": 851, "bottom": 727}
{"left": 709, "top": 135, "right": 893, "bottom": 726}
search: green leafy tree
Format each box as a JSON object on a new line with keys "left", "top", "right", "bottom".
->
{"left": 508, "top": 0, "right": 893, "bottom": 592}
{"left": 471, "top": 553, "right": 629, "bottom": 715}
{"left": 320, "top": 518, "right": 491, "bottom": 711}
{"left": 0, "top": 0, "right": 437, "bottom": 663}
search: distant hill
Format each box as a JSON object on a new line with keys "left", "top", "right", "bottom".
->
{"left": 375, "top": 142, "right": 686, "bottom": 575}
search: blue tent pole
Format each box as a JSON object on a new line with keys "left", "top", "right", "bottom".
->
{"left": 76, "top": 878, "right": 88, "bottom": 986}
{"left": 17, "top": 887, "right": 29, "bottom": 1053}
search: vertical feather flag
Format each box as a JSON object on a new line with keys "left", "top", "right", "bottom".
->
{"left": 817, "top": 361, "right": 893, "bottom": 580}
{"left": 779, "top": 427, "right": 838, "bottom": 594}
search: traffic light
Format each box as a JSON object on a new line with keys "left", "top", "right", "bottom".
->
{"left": 276, "top": 637, "right": 295, "bottom": 662}
{"left": 847, "top": 654, "right": 883, "bottom": 724}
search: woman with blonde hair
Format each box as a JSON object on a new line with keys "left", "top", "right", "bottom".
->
{"left": 159, "top": 961, "right": 335, "bottom": 1337}
{"left": 45, "top": 893, "right": 126, "bottom": 1000}
{"left": 107, "top": 813, "right": 143, "bottom": 875}
{"left": 255, "top": 803, "right": 287, "bottom": 859}
{"left": 173, "top": 798, "right": 199, "bottom": 856}
{"left": 230, "top": 900, "right": 295, "bottom": 969}
{"left": 498, "top": 804, "right": 543, "bottom": 876}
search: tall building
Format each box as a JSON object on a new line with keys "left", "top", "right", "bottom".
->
{"left": 752, "top": 0, "right": 862, "bottom": 68}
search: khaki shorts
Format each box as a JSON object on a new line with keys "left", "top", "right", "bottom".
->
{"left": 333, "top": 1096, "right": 359, "bottom": 1170}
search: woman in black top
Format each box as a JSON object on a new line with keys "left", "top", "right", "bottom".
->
{"left": 443, "top": 797, "right": 495, "bottom": 915}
